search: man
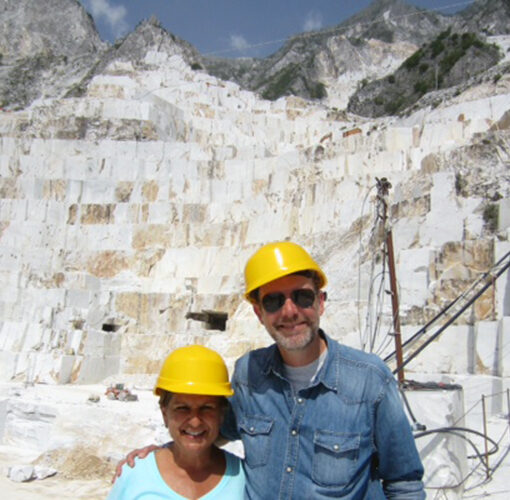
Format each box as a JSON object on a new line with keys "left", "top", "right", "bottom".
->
{"left": 119, "top": 241, "right": 425, "bottom": 499}
{"left": 221, "top": 241, "right": 424, "bottom": 499}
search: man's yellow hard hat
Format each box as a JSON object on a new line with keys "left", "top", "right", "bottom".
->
{"left": 154, "top": 345, "right": 234, "bottom": 397}
{"left": 244, "top": 241, "right": 327, "bottom": 302}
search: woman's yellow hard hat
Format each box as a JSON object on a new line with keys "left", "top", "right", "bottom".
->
{"left": 154, "top": 345, "right": 234, "bottom": 397}
{"left": 244, "top": 241, "right": 327, "bottom": 302}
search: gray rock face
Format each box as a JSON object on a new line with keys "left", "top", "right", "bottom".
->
{"left": 335, "top": 0, "right": 450, "bottom": 45}
{"left": 0, "top": 0, "right": 107, "bottom": 109}
{"left": 455, "top": 0, "right": 510, "bottom": 35}
{"left": 112, "top": 17, "right": 200, "bottom": 65}
{"left": 0, "top": 5, "right": 204, "bottom": 109}
{"left": 63, "top": 17, "right": 205, "bottom": 102}
{"left": 203, "top": 0, "right": 452, "bottom": 102}
{"left": 348, "top": 30, "right": 504, "bottom": 117}
{"left": 202, "top": 0, "right": 510, "bottom": 105}
{"left": 0, "top": 0, "right": 105, "bottom": 62}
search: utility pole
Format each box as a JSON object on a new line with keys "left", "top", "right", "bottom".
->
{"left": 376, "top": 177, "right": 405, "bottom": 383}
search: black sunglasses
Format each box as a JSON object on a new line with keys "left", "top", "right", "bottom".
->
{"left": 261, "top": 289, "right": 317, "bottom": 313}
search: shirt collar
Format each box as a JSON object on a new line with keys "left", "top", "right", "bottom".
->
{"left": 262, "top": 330, "right": 339, "bottom": 392}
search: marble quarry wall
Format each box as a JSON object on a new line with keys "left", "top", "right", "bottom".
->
{"left": 0, "top": 52, "right": 509, "bottom": 393}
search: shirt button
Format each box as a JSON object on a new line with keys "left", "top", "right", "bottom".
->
{"left": 249, "top": 426, "right": 254, "bottom": 432}
{"left": 333, "top": 444, "right": 339, "bottom": 451}
{"left": 297, "top": 398, "right": 304, "bottom": 404}
{"left": 291, "top": 429, "right": 297, "bottom": 436}
{"left": 286, "top": 467, "right": 293, "bottom": 473}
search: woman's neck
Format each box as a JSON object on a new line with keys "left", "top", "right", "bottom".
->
{"left": 171, "top": 443, "right": 222, "bottom": 476}
{"left": 156, "top": 444, "right": 226, "bottom": 499}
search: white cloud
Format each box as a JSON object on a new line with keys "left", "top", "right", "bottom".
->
{"left": 303, "top": 11, "right": 323, "bottom": 32}
{"left": 87, "top": 0, "right": 129, "bottom": 38}
{"left": 229, "top": 34, "right": 250, "bottom": 52}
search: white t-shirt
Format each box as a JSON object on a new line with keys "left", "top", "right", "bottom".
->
{"left": 284, "top": 349, "right": 328, "bottom": 393}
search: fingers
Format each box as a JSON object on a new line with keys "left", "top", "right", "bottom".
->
{"left": 126, "top": 448, "right": 139, "bottom": 467}
{"left": 140, "top": 444, "right": 160, "bottom": 458}
{"left": 112, "top": 459, "right": 126, "bottom": 483}
{"left": 129, "top": 444, "right": 159, "bottom": 463}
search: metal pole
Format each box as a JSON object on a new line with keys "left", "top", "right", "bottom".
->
{"left": 387, "top": 229, "right": 405, "bottom": 384}
{"left": 506, "top": 389, "right": 510, "bottom": 429}
{"left": 481, "top": 394, "right": 490, "bottom": 479}
{"left": 492, "top": 275, "right": 496, "bottom": 320}
{"left": 375, "top": 177, "right": 405, "bottom": 383}
{"left": 393, "top": 256, "right": 510, "bottom": 374}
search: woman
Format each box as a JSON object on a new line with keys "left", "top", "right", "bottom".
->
{"left": 108, "top": 345, "right": 245, "bottom": 499}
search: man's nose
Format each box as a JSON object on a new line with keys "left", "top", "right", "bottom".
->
{"left": 280, "top": 295, "right": 299, "bottom": 316}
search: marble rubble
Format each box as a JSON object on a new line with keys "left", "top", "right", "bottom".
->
{"left": 0, "top": 49, "right": 509, "bottom": 497}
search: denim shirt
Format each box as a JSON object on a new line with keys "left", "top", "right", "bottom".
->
{"left": 222, "top": 332, "right": 425, "bottom": 499}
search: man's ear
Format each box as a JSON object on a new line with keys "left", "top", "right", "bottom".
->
{"left": 318, "top": 291, "right": 326, "bottom": 315}
{"left": 253, "top": 304, "right": 263, "bottom": 323}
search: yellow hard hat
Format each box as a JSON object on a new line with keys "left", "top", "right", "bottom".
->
{"left": 244, "top": 241, "right": 327, "bottom": 302}
{"left": 154, "top": 345, "right": 234, "bottom": 397}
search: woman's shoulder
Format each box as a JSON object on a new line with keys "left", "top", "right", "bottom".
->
{"left": 119, "top": 453, "right": 158, "bottom": 485}
{"left": 107, "top": 453, "right": 158, "bottom": 499}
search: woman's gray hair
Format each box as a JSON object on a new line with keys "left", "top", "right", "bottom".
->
{"left": 159, "top": 390, "right": 174, "bottom": 408}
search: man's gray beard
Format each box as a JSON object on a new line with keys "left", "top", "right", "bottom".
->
{"left": 271, "top": 327, "right": 315, "bottom": 352}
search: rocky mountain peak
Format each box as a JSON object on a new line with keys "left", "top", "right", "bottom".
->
{"left": 0, "top": 0, "right": 106, "bottom": 63}
{"left": 337, "top": 0, "right": 450, "bottom": 44}
{"left": 200, "top": 0, "right": 452, "bottom": 105}
{"left": 456, "top": 0, "right": 510, "bottom": 35}
{"left": 0, "top": 0, "right": 108, "bottom": 109}
{"left": 348, "top": 28, "right": 505, "bottom": 117}
{"left": 111, "top": 15, "right": 200, "bottom": 66}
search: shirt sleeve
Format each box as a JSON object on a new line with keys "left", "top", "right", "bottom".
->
{"left": 383, "top": 479, "right": 426, "bottom": 500}
{"left": 374, "top": 373, "right": 425, "bottom": 499}
{"left": 106, "top": 465, "right": 129, "bottom": 500}
{"left": 220, "top": 397, "right": 241, "bottom": 441}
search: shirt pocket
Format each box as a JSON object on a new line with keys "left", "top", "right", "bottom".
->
{"left": 312, "top": 430, "right": 360, "bottom": 488}
{"left": 239, "top": 415, "right": 274, "bottom": 468}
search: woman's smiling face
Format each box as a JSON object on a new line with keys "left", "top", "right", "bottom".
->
{"left": 161, "top": 393, "right": 224, "bottom": 454}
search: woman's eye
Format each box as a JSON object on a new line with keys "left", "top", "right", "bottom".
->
{"left": 201, "top": 405, "right": 217, "bottom": 412}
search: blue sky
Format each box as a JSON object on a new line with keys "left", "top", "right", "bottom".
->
{"left": 78, "top": 0, "right": 474, "bottom": 58}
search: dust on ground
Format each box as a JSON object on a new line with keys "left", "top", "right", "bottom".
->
{"left": 0, "top": 445, "right": 113, "bottom": 499}
{"left": 34, "top": 445, "right": 115, "bottom": 480}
